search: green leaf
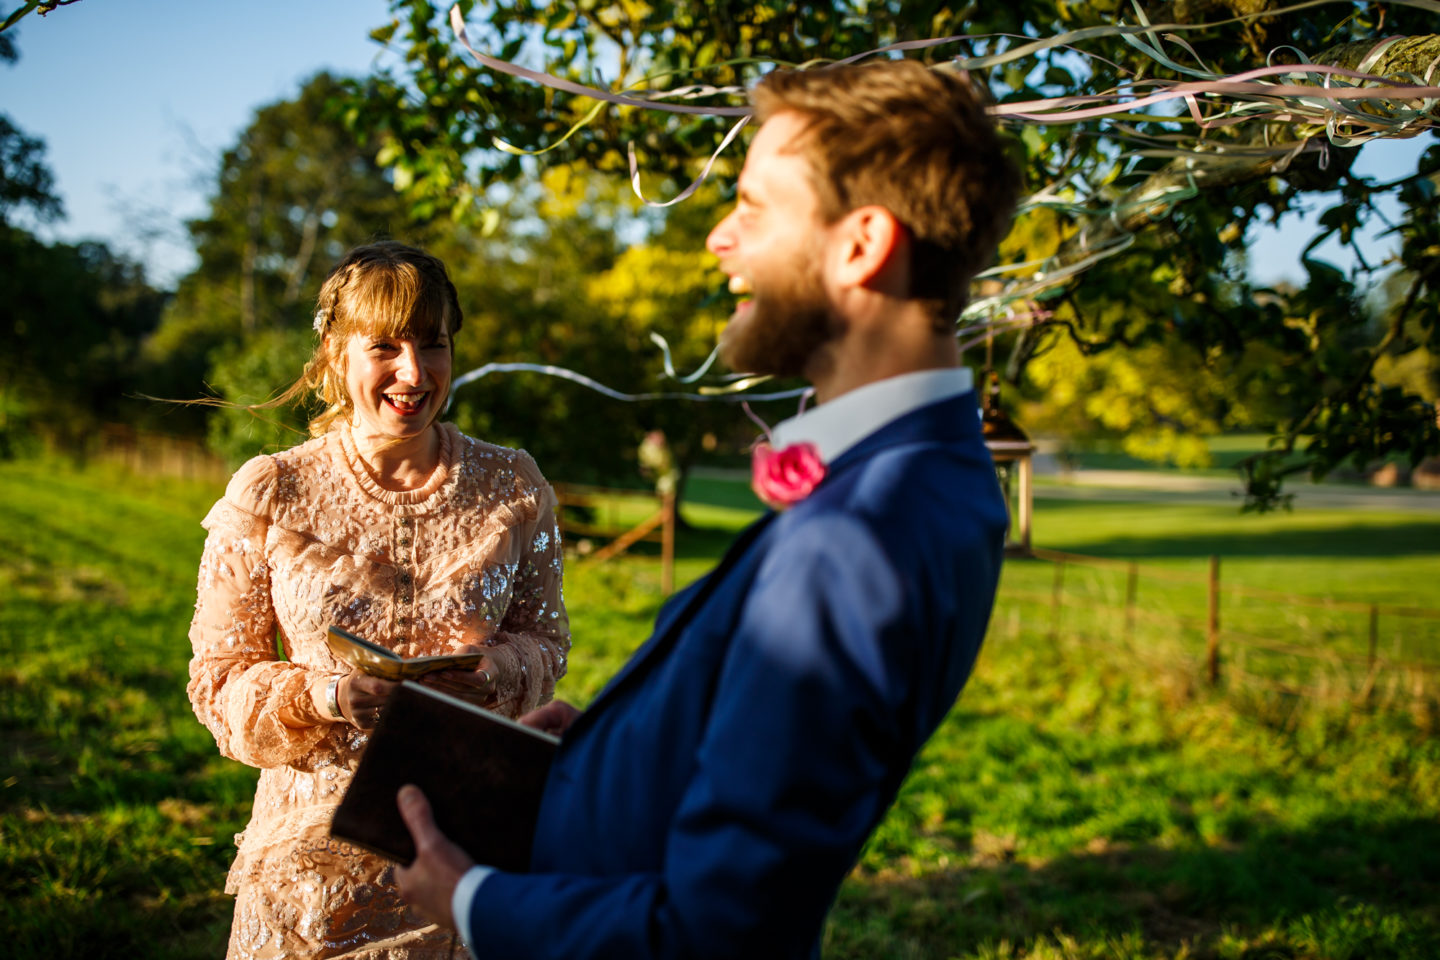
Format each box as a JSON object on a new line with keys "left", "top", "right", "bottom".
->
{"left": 1418, "top": 145, "right": 1440, "bottom": 178}
{"left": 1, "top": 1, "right": 41, "bottom": 33}
{"left": 1317, "top": 204, "right": 1355, "bottom": 230}
{"left": 479, "top": 207, "right": 501, "bottom": 236}
{"left": 1301, "top": 256, "right": 1346, "bottom": 288}
{"left": 376, "top": 140, "right": 403, "bottom": 167}
{"left": 1400, "top": 178, "right": 1436, "bottom": 205}
{"left": 369, "top": 20, "right": 400, "bottom": 46}
{"left": 1020, "top": 125, "right": 1046, "bottom": 157}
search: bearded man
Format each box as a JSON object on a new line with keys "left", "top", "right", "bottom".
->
{"left": 395, "top": 58, "right": 1021, "bottom": 960}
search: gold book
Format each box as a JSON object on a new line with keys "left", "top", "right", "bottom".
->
{"left": 325, "top": 625, "right": 484, "bottom": 681}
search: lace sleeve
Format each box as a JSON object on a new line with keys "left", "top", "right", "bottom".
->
{"left": 488, "top": 461, "right": 571, "bottom": 715}
{"left": 187, "top": 457, "right": 333, "bottom": 769}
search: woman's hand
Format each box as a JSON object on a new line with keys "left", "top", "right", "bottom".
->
{"left": 339, "top": 672, "right": 400, "bottom": 730}
{"left": 418, "top": 644, "right": 499, "bottom": 708}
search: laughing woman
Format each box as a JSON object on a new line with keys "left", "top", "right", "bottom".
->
{"left": 187, "top": 242, "right": 570, "bottom": 958}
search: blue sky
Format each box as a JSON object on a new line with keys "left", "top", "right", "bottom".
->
{"left": 3, "top": 0, "right": 392, "bottom": 284}
{"left": 2, "top": 1, "right": 1430, "bottom": 289}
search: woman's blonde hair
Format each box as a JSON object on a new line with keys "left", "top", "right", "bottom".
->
{"left": 284, "top": 241, "right": 464, "bottom": 436}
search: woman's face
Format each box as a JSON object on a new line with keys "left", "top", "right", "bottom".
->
{"left": 341, "top": 324, "right": 452, "bottom": 443}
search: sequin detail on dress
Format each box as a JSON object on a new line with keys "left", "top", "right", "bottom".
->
{"left": 188, "top": 423, "right": 570, "bottom": 959}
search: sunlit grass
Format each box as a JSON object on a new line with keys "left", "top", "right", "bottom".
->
{"left": 1056, "top": 433, "right": 1292, "bottom": 474}
{"left": 3, "top": 456, "right": 1437, "bottom": 959}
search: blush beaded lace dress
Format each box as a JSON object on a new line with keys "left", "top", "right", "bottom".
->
{"left": 188, "top": 422, "right": 570, "bottom": 958}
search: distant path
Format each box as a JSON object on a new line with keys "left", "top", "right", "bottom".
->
{"left": 1035, "top": 461, "right": 1440, "bottom": 513}
{"left": 692, "top": 461, "right": 1440, "bottom": 512}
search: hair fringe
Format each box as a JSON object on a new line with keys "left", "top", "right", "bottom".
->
{"left": 153, "top": 241, "right": 462, "bottom": 441}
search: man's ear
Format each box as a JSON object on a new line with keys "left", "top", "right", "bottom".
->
{"left": 831, "top": 205, "right": 908, "bottom": 292}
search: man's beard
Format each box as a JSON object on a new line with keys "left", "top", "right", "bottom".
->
{"left": 718, "top": 262, "right": 837, "bottom": 378}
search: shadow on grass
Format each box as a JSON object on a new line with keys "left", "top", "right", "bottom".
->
{"left": 680, "top": 481, "right": 1440, "bottom": 563}
{"left": 683, "top": 475, "right": 766, "bottom": 513}
{"left": 832, "top": 816, "right": 1440, "bottom": 958}
{"left": 1052, "top": 520, "right": 1440, "bottom": 561}
{"left": 666, "top": 513, "right": 1440, "bottom": 566}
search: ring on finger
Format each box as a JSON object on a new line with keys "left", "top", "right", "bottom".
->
{"left": 478, "top": 668, "right": 493, "bottom": 688}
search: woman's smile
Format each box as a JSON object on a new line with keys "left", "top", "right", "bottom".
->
{"left": 382, "top": 390, "right": 431, "bottom": 415}
{"left": 344, "top": 331, "right": 453, "bottom": 441}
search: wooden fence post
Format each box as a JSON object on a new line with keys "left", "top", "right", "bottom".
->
{"left": 1368, "top": 604, "right": 1379, "bottom": 669}
{"left": 1048, "top": 559, "right": 1066, "bottom": 642}
{"left": 1124, "top": 561, "right": 1139, "bottom": 642}
{"left": 1357, "top": 603, "right": 1381, "bottom": 705}
{"left": 1207, "top": 555, "right": 1221, "bottom": 686}
{"left": 660, "top": 491, "right": 676, "bottom": 596}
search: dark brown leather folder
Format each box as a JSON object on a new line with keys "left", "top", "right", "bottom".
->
{"left": 330, "top": 681, "right": 559, "bottom": 871}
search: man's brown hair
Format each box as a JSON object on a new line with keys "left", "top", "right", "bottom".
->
{"left": 752, "top": 59, "right": 1021, "bottom": 322}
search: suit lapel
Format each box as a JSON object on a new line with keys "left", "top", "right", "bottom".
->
{"left": 563, "top": 391, "right": 981, "bottom": 738}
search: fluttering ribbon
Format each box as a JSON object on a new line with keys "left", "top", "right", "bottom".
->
{"left": 448, "top": 5, "right": 750, "bottom": 117}
{"left": 447, "top": 362, "right": 807, "bottom": 408}
{"left": 439, "top": 0, "right": 1440, "bottom": 409}
{"left": 629, "top": 116, "right": 750, "bottom": 208}
{"left": 648, "top": 332, "right": 721, "bottom": 384}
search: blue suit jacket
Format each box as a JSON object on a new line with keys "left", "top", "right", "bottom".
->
{"left": 474, "top": 391, "right": 1008, "bottom": 959}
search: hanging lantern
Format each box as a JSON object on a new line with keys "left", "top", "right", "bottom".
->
{"left": 980, "top": 370, "right": 1034, "bottom": 557}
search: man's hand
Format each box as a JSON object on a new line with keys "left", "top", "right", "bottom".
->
{"left": 519, "top": 699, "right": 582, "bottom": 737}
{"left": 394, "top": 784, "right": 475, "bottom": 930}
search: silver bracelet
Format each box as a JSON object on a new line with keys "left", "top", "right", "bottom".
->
{"left": 325, "top": 675, "right": 345, "bottom": 720}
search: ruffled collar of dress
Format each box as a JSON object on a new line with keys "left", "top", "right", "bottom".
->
{"left": 337, "top": 421, "right": 458, "bottom": 508}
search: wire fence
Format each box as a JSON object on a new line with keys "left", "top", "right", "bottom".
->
{"left": 25, "top": 426, "right": 1440, "bottom": 712}
{"left": 995, "top": 547, "right": 1440, "bottom": 713}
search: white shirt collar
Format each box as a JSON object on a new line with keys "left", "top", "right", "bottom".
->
{"left": 770, "top": 367, "right": 974, "bottom": 463}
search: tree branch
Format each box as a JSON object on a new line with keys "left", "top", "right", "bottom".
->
{"left": 1040, "top": 33, "right": 1440, "bottom": 281}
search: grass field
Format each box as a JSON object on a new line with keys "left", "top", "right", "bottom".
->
{"left": 1051, "top": 434, "right": 1301, "bottom": 475}
{"left": 3, "top": 456, "right": 1438, "bottom": 959}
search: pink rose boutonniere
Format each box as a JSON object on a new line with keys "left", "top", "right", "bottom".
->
{"left": 751, "top": 441, "right": 827, "bottom": 510}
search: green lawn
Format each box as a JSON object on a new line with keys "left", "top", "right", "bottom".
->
{"left": 1052, "top": 430, "right": 1426, "bottom": 480}
{"left": 2, "top": 456, "right": 1437, "bottom": 959}
{"left": 1028, "top": 496, "right": 1440, "bottom": 594}
{"left": 1055, "top": 433, "right": 1298, "bottom": 474}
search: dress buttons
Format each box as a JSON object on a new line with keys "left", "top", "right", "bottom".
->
{"left": 398, "top": 537, "right": 411, "bottom": 548}
{"left": 399, "top": 517, "right": 412, "bottom": 527}
{"left": 398, "top": 572, "right": 411, "bottom": 585}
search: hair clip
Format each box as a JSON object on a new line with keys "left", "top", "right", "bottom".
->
{"left": 313, "top": 310, "right": 328, "bottom": 334}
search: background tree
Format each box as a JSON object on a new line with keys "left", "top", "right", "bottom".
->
{"left": 0, "top": 113, "right": 61, "bottom": 224}
{"left": 0, "top": 35, "right": 165, "bottom": 457}
{"left": 143, "top": 71, "right": 423, "bottom": 461}
{"left": 346, "top": 0, "right": 1440, "bottom": 507}
{"left": 144, "top": 70, "right": 764, "bottom": 497}
{"left": 437, "top": 169, "right": 773, "bottom": 495}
